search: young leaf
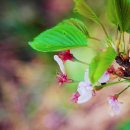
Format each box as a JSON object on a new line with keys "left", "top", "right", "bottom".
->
{"left": 108, "top": 0, "right": 130, "bottom": 32}
{"left": 115, "top": 0, "right": 130, "bottom": 31}
{"left": 107, "top": 0, "right": 118, "bottom": 26}
{"left": 73, "top": 0, "right": 100, "bottom": 24}
{"left": 29, "top": 21, "right": 88, "bottom": 52}
{"left": 89, "top": 47, "right": 117, "bottom": 84}
{"left": 63, "top": 18, "right": 89, "bottom": 37}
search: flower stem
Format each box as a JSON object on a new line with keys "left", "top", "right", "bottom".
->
{"left": 114, "top": 73, "right": 130, "bottom": 80}
{"left": 75, "top": 58, "right": 89, "bottom": 65}
{"left": 116, "top": 84, "right": 130, "bottom": 96}
{"left": 115, "top": 29, "right": 118, "bottom": 40}
{"left": 94, "top": 80, "right": 127, "bottom": 90}
{"left": 128, "top": 35, "right": 130, "bottom": 44}
{"left": 122, "top": 32, "right": 125, "bottom": 52}
{"left": 117, "top": 32, "right": 122, "bottom": 53}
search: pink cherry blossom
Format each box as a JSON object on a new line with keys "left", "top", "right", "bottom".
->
{"left": 54, "top": 55, "right": 71, "bottom": 85}
{"left": 76, "top": 69, "right": 110, "bottom": 104}
{"left": 77, "top": 69, "right": 93, "bottom": 104}
{"left": 77, "top": 83, "right": 93, "bottom": 104}
{"left": 108, "top": 96, "right": 121, "bottom": 116}
{"left": 56, "top": 72, "right": 72, "bottom": 86}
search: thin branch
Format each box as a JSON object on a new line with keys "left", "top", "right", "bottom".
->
{"left": 114, "top": 73, "right": 130, "bottom": 80}
{"left": 89, "top": 36, "right": 101, "bottom": 42}
{"left": 94, "top": 80, "right": 127, "bottom": 90}
{"left": 117, "top": 84, "right": 130, "bottom": 96}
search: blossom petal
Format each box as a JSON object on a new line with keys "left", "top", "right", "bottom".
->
{"left": 108, "top": 97, "right": 121, "bottom": 116}
{"left": 54, "top": 55, "right": 65, "bottom": 74}
{"left": 98, "top": 72, "right": 110, "bottom": 83}
{"left": 77, "top": 84, "right": 92, "bottom": 104}
{"left": 84, "top": 69, "right": 92, "bottom": 86}
{"left": 112, "top": 103, "right": 120, "bottom": 115}
{"left": 78, "top": 81, "right": 87, "bottom": 88}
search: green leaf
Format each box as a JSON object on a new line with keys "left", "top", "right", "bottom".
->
{"left": 107, "top": 0, "right": 118, "bottom": 25}
{"left": 63, "top": 18, "right": 89, "bottom": 37}
{"left": 73, "top": 0, "right": 100, "bottom": 24}
{"left": 127, "top": 28, "right": 130, "bottom": 34}
{"left": 108, "top": 0, "right": 130, "bottom": 31}
{"left": 29, "top": 20, "right": 88, "bottom": 52}
{"left": 115, "top": 0, "right": 130, "bottom": 31}
{"left": 89, "top": 47, "right": 117, "bottom": 84}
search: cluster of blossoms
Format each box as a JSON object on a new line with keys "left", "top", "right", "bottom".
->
{"left": 53, "top": 50, "right": 127, "bottom": 116}
{"left": 29, "top": 0, "right": 130, "bottom": 117}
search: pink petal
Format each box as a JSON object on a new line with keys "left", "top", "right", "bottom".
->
{"left": 108, "top": 97, "right": 121, "bottom": 116}
{"left": 112, "top": 103, "right": 120, "bottom": 115}
{"left": 84, "top": 69, "right": 91, "bottom": 86}
{"left": 78, "top": 81, "right": 87, "bottom": 88}
{"left": 98, "top": 72, "right": 110, "bottom": 83}
{"left": 77, "top": 84, "right": 92, "bottom": 104}
{"left": 54, "top": 55, "right": 65, "bottom": 74}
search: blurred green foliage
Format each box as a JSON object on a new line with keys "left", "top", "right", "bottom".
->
{"left": 117, "top": 120, "right": 130, "bottom": 130}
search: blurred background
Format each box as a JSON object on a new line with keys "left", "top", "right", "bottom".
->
{"left": 0, "top": 0, "right": 130, "bottom": 130}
